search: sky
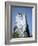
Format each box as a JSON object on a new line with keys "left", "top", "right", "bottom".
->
{"left": 11, "top": 6, "right": 32, "bottom": 36}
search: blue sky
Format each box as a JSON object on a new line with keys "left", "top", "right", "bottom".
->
{"left": 11, "top": 6, "right": 32, "bottom": 35}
